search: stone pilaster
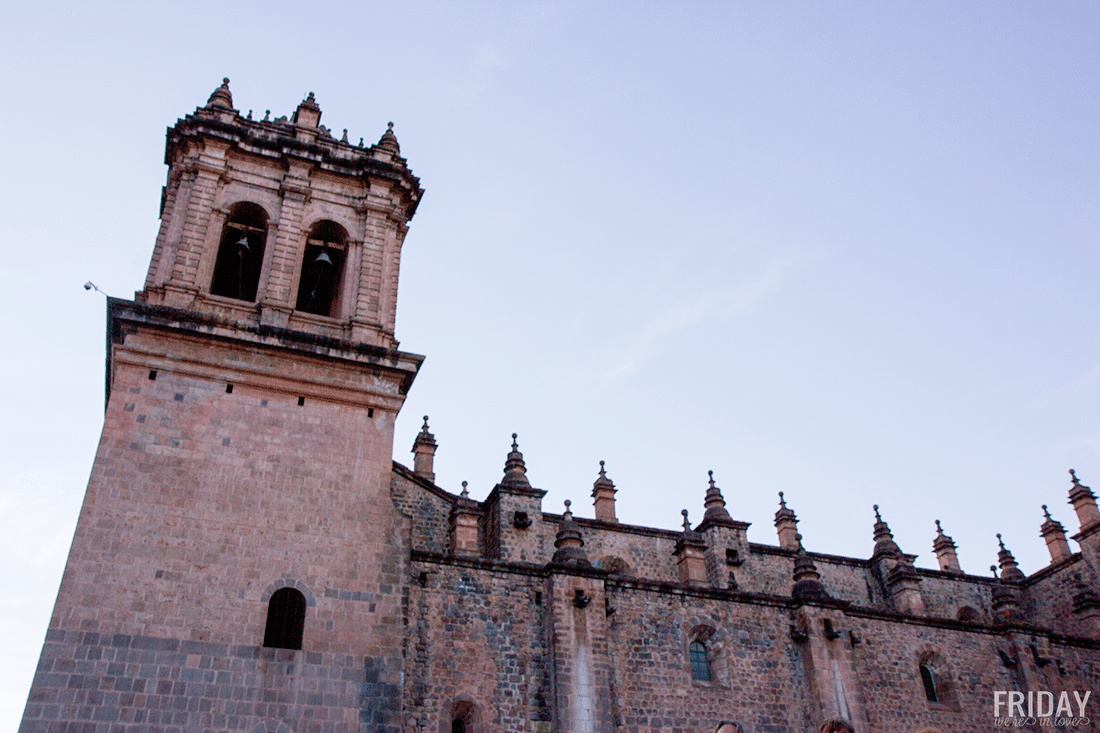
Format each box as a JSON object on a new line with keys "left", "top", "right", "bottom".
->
{"left": 792, "top": 604, "right": 869, "bottom": 733}
{"left": 261, "top": 159, "right": 310, "bottom": 318}
{"left": 547, "top": 572, "right": 614, "bottom": 733}
{"left": 1071, "top": 574, "right": 1100, "bottom": 638}
{"left": 163, "top": 148, "right": 228, "bottom": 308}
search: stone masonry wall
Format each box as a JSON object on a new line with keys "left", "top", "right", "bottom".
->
{"left": 21, "top": 630, "right": 378, "bottom": 733}
{"left": 606, "top": 585, "right": 811, "bottom": 732}
{"left": 917, "top": 572, "right": 996, "bottom": 624}
{"left": 404, "top": 560, "right": 552, "bottom": 733}
{"left": 1025, "top": 555, "right": 1091, "bottom": 635}
{"left": 392, "top": 468, "right": 452, "bottom": 556}
{"left": 21, "top": 321, "right": 413, "bottom": 733}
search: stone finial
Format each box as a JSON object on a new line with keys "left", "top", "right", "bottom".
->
{"left": 292, "top": 92, "right": 321, "bottom": 129}
{"left": 791, "top": 533, "right": 829, "bottom": 601}
{"left": 871, "top": 505, "right": 902, "bottom": 558}
{"left": 263, "top": 110, "right": 271, "bottom": 122}
{"left": 414, "top": 415, "right": 436, "bottom": 444}
{"left": 700, "top": 470, "right": 735, "bottom": 528}
{"left": 411, "top": 415, "right": 438, "bottom": 482}
{"left": 776, "top": 491, "right": 794, "bottom": 517}
{"left": 500, "top": 433, "right": 531, "bottom": 488}
{"left": 551, "top": 500, "right": 590, "bottom": 567}
{"left": 378, "top": 121, "right": 400, "bottom": 154}
{"left": 449, "top": 480, "right": 480, "bottom": 557}
{"left": 991, "top": 558, "right": 1025, "bottom": 624}
{"left": 932, "top": 520, "right": 962, "bottom": 573}
{"left": 1069, "top": 469, "right": 1100, "bottom": 532}
{"left": 674, "top": 509, "right": 707, "bottom": 585}
{"left": 774, "top": 491, "right": 799, "bottom": 550}
{"left": 591, "top": 460, "right": 618, "bottom": 523}
{"left": 341, "top": 128, "right": 349, "bottom": 143}
{"left": 870, "top": 506, "right": 923, "bottom": 612}
{"left": 206, "top": 77, "right": 233, "bottom": 109}
{"left": 1040, "top": 504, "right": 1072, "bottom": 564}
{"left": 995, "top": 534, "right": 1025, "bottom": 582}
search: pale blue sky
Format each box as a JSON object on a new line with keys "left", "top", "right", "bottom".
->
{"left": 2, "top": 1, "right": 1099, "bottom": 726}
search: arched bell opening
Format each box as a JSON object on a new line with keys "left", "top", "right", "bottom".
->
{"left": 210, "top": 202, "right": 268, "bottom": 301}
{"left": 295, "top": 220, "right": 348, "bottom": 317}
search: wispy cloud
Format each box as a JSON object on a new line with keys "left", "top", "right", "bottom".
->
{"left": 601, "top": 252, "right": 815, "bottom": 381}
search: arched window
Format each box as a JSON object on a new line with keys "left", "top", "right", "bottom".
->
{"left": 211, "top": 202, "right": 268, "bottom": 301}
{"left": 450, "top": 699, "right": 479, "bottom": 733}
{"left": 689, "top": 640, "right": 711, "bottom": 681}
{"left": 917, "top": 651, "right": 959, "bottom": 710}
{"left": 295, "top": 220, "right": 348, "bottom": 317}
{"left": 597, "top": 556, "right": 631, "bottom": 576}
{"left": 263, "top": 587, "right": 306, "bottom": 650}
{"left": 955, "top": 606, "right": 978, "bottom": 623}
{"left": 919, "top": 662, "right": 938, "bottom": 702}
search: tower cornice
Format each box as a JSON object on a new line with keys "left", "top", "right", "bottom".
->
{"left": 107, "top": 297, "right": 423, "bottom": 408}
{"left": 166, "top": 109, "right": 424, "bottom": 220}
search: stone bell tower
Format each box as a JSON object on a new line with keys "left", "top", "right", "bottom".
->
{"left": 20, "top": 80, "right": 423, "bottom": 733}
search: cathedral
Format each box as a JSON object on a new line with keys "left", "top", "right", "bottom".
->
{"left": 18, "top": 81, "right": 1100, "bottom": 733}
